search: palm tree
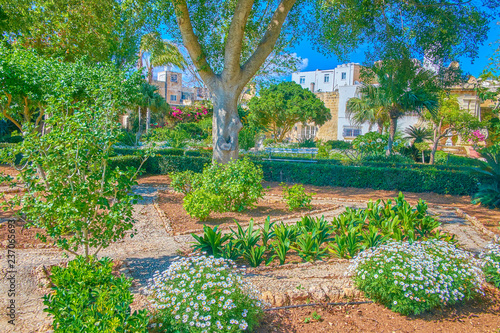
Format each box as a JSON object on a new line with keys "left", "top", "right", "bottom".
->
{"left": 347, "top": 84, "right": 389, "bottom": 134}
{"left": 374, "top": 58, "right": 439, "bottom": 154}
{"left": 404, "top": 126, "right": 432, "bottom": 145}
{"left": 138, "top": 32, "right": 186, "bottom": 133}
{"left": 135, "top": 83, "right": 172, "bottom": 145}
{"left": 353, "top": 58, "right": 439, "bottom": 154}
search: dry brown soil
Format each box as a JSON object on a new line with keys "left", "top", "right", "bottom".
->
{"left": 156, "top": 190, "right": 337, "bottom": 234}
{"left": 256, "top": 287, "right": 500, "bottom": 332}
{"left": 139, "top": 174, "right": 500, "bottom": 236}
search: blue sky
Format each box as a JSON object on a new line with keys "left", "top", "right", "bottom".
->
{"left": 291, "top": 21, "right": 500, "bottom": 77}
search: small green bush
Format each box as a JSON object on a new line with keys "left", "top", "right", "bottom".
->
{"left": 350, "top": 240, "right": 484, "bottom": 315}
{"left": 281, "top": 183, "right": 314, "bottom": 211}
{"left": 360, "top": 154, "right": 414, "bottom": 165}
{"left": 326, "top": 140, "right": 352, "bottom": 150}
{"left": 43, "top": 256, "right": 149, "bottom": 332}
{"left": 480, "top": 242, "right": 500, "bottom": 288}
{"left": 178, "top": 158, "right": 264, "bottom": 219}
{"left": 146, "top": 255, "right": 264, "bottom": 332}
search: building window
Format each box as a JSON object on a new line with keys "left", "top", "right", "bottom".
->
{"left": 300, "top": 125, "right": 318, "bottom": 140}
{"left": 299, "top": 76, "right": 305, "bottom": 84}
{"left": 170, "top": 94, "right": 177, "bottom": 102}
{"left": 324, "top": 74, "right": 330, "bottom": 83}
{"left": 171, "top": 74, "right": 178, "bottom": 82}
{"left": 181, "top": 92, "right": 189, "bottom": 100}
{"left": 341, "top": 72, "right": 347, "bottom": 80}
{"left": 343, "top": 126, "right": 362, "bottom": 138}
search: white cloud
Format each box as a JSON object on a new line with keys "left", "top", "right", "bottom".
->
{"left": 291, "top": 53, "right": 309, "bottom": 71}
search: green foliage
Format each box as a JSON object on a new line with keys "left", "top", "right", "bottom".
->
{"left": 329, "top": 192, "right": 447, "bottom": 259}
{"left": 239, "top": 126, "right": 259, "bottom": 150}
{"left": 280, "top": 183, "right": 314, "bottom": 211}
{"left": 248, "top": 82, "right": 331, "bottom": 142}
{"left": 3, "top": 0, "right": 146, "bottom": 64}
{"left": 43, "top": 256, "right": 149, "bottom": 333}
{"left": 327, "top": 140, "right": 352, "bottom": 150}
{"left": 471, "top": 148, "right": 500, "bottom": 208}
{"left": 170, "top": 170, "right": 201, "bottom": 195}
{"left": 147, "top": 255, "right": 264, "bottom": 332}
{"left": 180, "top": 158, "right": 264, "bottom": 219}
{"left": 191, "top": 225, "right": 231, "bottom": 257}
{"left": 480, "top": 243, "right": 500, "bottom": 288}
{"left": 0, "top": 44, "right": 141, "bottom": 132}
{"left": 405, "top": 126, "right": 432, "bottom": 144}
{"left": 0, "top": 108, "right": 148, "bottom": 258}
{"left": 350, "top": 241, "right": 484, "bottom": 315}
{"left": 113, "top": 147, "right": 184, "bottom": 157}
{"left": 352, "top": 132, "right": 404, "bottom": 156}
{"left": 175, "top": 122, "right": 208, "bottom": 140}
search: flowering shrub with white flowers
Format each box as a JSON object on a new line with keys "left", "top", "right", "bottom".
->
{"left": 480, "top": 242, "right": 500, "bottom": 288}
{"left": 348, "top": 240, "right": 484, "bottom": 315}
{"left": 146, "top": 255, "right": 264, "bottom": 332}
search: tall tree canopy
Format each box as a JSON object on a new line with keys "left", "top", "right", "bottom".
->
{"left": 153, "top": 0, "right": 497, "bottom": 163}
{"left": 0, "top": 0, "right": 151, "bottom": 64}
{"left": 247, "top": 82, "right": 331, "bottom": 142}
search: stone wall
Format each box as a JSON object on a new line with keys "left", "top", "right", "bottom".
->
{"left": 315, "top": 91, "right": 339, "bottom": 141}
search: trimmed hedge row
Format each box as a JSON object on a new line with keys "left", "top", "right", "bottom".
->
{"left": 112, "top": 147, "right": 185, "bottom": 157}
{"left": 258, "top": 161, "right": 480, "bottom": 196}
{"left": 109, "top": 155, "right": 481, "bottom": 196}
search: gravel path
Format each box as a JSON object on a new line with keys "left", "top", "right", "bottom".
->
{"left": 0, "top": 186, "right": 494, "bottom": 332}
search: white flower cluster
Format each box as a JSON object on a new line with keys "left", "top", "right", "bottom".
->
{"left": 145, "top": 255, "right": 262, "bottom": 332}
{"left": 480, "top": 242, "right": 500, "bottom": 275}
{"left": 348, "top": 240, "right": 485, "bottom": 307}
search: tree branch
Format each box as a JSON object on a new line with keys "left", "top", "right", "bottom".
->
{"left": 2, "top": 94, "right": 22, "bottom": 131}
{"left": 223, "top": 0, "right": 255, "bottom": 79}
{"left": 240, "top": 0, "right": 297, "bottom": 86}
{"left": 172, "top": 0, "right": 218, "bottom": 88}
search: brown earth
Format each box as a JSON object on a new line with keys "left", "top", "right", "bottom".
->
{"left": 138, "top": 174, "right": 500, "bottom": 236}
{"left": 156, "top": 190, "right": 337, "bottom": 234}
{"left": 256, "top": 287, "right": 500, "bottom": 332}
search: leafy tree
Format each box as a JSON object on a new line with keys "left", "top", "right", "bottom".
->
{"left": 0, "top": 47, "right": 147, "bottom": 258}
{"left": 0, "top": 44, "right": 141, "bottom": 132}
{"left": 247, "top": 82, "right": 331, "bottom": 142}
{"left": 1, "top": 0, "right": 148, "bottom": 65}
{"left": 357, "top": 58, "right": 440, "bottom": 154}
{"left": 155, "top": 0, "right": 495, "bottom": 163}
{"left": 423, "top": 93, "right": 482, "bottom": 164}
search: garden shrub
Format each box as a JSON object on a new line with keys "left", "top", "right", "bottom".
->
{"left": 176, "top": 158, "right": 264, "bottom": 219}
{"left": 169, "top": 170, "right": 201, "bottom": 194}
{"left": 326, "top": 140, "right": 352, "bottom": 150}
{"left": 349, "top": 240, "right": 484, "bottom": 315}
{"left": 280, "top": 183, "right": 314, "bottom": 211}
{"left": 480, "top": 242, "right": 500, "bottom": 288}
{"left": 470, "top": 147, "right": 500, "bottom": 208}
{"left": 352, "top": 132, "right": 404, "bottom": 155}
{"left": 113, "top": 147, "right": 184, "bottom": 157}
{"left": 146, "top": 255, "right": 264, "bottom": 332}
{"left": 43, "top": 256, "right": 149, "bottom": 332}
{"left": 175, "top": 122, "right": 207, "bottom": 140}
{"left": 185, "top": 149, "right": 213, "bottom": 158}
{"left": 360, "top": 154, "right": 414, "bottom": 165}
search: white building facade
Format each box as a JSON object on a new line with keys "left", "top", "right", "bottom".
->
{"left": 291, "top": 63, "right": 420, "bottom": 141}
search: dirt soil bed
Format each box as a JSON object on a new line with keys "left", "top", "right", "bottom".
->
{"left": 140, "top": 174, "right": 500, "bottom": 236}
{"left": 256, "top": 287, "right": 500, "bottom": 332}
{"left": 156, "top": 190, "right": 338, "bottom": 234}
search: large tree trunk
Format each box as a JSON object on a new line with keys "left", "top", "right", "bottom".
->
{"left": 212, "top": 88, "right": 243, "bottom": 164}
{"left": 386, "top": 116, "right": 398, "bottom": 156}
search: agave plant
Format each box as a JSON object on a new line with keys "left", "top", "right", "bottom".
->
{"left": 471, "top": 149, "right": 500, "bottom": 208}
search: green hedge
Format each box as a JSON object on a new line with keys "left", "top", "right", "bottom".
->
{"left": 110, "top": 155, "right": 481, "bottom": 196}
{"left": 112, "top": 147, "right": 184, "bottom": 157}
{"left": 258, "top": 161, "right": 480, "bottom": 196}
